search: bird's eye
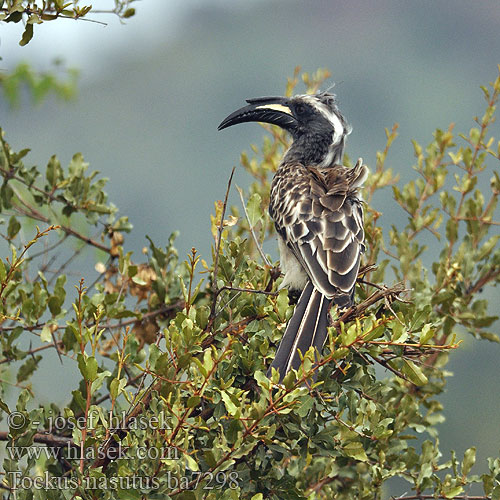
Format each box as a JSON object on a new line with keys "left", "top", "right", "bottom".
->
{"left": 294, "top": 103, "right": 306, "bottom": 116}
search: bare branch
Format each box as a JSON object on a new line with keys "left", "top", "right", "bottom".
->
{"left": 208, "top": 167, "right": 236, "bottom": 327}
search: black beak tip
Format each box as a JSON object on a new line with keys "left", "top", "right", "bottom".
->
{"left": 217, "top": 96, "right": 294, "bottom": 132}
{"left": 217, "top": 108, "right": 249, "bottom": 131}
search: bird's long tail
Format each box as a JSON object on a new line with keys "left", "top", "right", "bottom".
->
{"left": 267, "top": 282, "right": 331, "bottom": 382}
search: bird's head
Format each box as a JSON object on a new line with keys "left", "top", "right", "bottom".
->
{"left": 218, "top": 92, "right": 351, "bottom": 167}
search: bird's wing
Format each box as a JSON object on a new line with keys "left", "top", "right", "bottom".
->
{"left": 270, "top": 159, "right": 368, "bottom": 303}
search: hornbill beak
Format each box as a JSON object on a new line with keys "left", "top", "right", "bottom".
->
{"left": 218, "top": 96, "right": 297, "bottom": 132}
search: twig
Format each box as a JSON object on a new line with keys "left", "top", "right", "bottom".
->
{"left": 47, "top": 240, "right": 86, "bottom": 286}
{"left": 370, "top": 354, "right": 409, "bottom": 382}
{"left": 100, "top": 301, "right": 184, "bottom": 331}
{"left": 201, "top": 315, "right": 263, "bottom": 349}
{"left": 0, "top": 431, "right": 76, "bottom": 448}
{"left": 219, "top": 285, "right": 277, "bottom": 296}
{"left": 24, "top": 234, "right": 69, "bottom": 262}
{"left": 208, "top": 167, "right": 236, "bottom": 327}
{"left": 6, "top": 180, "right": 111, "bottom": 254}
{"left": 333, "top": 282, "right": 410, "bottom": 326}
{"left": 466, "top": 267, "right": 500, "bottom": 297}
{"left": 0, "top": 341, "right": 65, "bottom": 365}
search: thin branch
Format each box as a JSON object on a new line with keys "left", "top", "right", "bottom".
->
{"left": 236, "top": 185, "right": 272, "bottom": 266}
{"left": 47, "top": 241, "right": 86, "bottom": 286}
{"left": 218, "top": 285, "right": 277, "bottom": 296}
{"left": 24, "top": 234, "right": 69, "bottom": 262}
{"left": 466, "top": 267, "right": 500, "bottom": 297}
{"left": 0, "top": 431, "right": 75, "bottom": 448}
{"left": 370, "top": 354, "right": 409, "bottom": 381}
{"left": 0, "top": 341, "right": 65, "bottom": 365}
{"left": 333, "top": 282, "right": 410, "bottom": 326}
{"left": 208, "top": 167, "right": 236, "bottom": 326}
{"left": 100, "top": 301, "right": 184, "bottom": 331}
{"left": 2, "top": 172, "right": 112, "bottom": 254}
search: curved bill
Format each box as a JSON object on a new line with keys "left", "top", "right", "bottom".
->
{"left": 218, "top": 96, "right": 297, "bottom": 132}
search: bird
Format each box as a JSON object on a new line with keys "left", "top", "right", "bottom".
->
{"left": 218, "top": 91, "right": 368, "bottom": 382}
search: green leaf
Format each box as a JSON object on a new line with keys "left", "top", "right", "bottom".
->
{"left": 5, "top": 11, "right": 23, "bottom": 23}
{"left": 175, "top": 492, "right": 197, "bottom": 500}
{"left": 402, "top": 359, "right": 428, "bottom": 386}
{"left": 7, "top": 216, "right": 20, "bottom": 239}
{"left": 255, "top": 370, "right": 271, "bottom": 389}
{"left": 478, "top": 235, "right": 499, "bottom": 260}
{"left": 331, "top": 347, "right": 349, "bottom": 360}
{"left": 19, "top": 23, "right": 34, "bottom": 46}
{"left": 204, "top": 449, "right": 217, "bottom": 468}
{"left": 123, "top": 8, "right": 135, "bottom": 18}
{"left": 462, "top": 447, "right": 476, "bottom": 476}
{"left": 86, "top": 356, "right": 98, "bottom": 382}
{"left": 419, "top": 324, "right": 434, "bottom": 345}
{"left": 46, "top": 155, "right": 62, "bottom": 187}
{"left": 71, "top": 390, "right": 87, "bottom": 412}
{"left": 184, "top": 453, "right": 199, "bottom": 472}
{"left": 443, "top": 485, "right": 463, "bottom": 498}
{"left": 295, "top": 397, "right": 314, "bottom": 417}
{"left": 202, "top": 348, "right": 214, "bottom": 374}
{"left": 276, "top": 289, "right": 289, "bottom": 319}
{"left": 492, "top": 485, "right": 500, "bottom": 500}
{"left": 446, "top": 218, "right": 458, "bottom": 243}
{"left": 226, "top": 418, "right": 243, "bottom": 443}
{"left": 40, "top": 325, "right": 52, "bottom": 343}
{"left": 17, "top": 356, "right": 42, "bottom": 382}
{"left": 186, "top": 396, "right": 201, "bottom": 408}
{"left": 77, "top": 354, "right": 98, "bottom": 382}
{"left": 116, "top": 489, "right": 142, "bottom": 500}
{"left": 91, "top": 370, "right": 111, "bottom": 393}
{"left": 342, "top": 441, "right": 368, "bottom": 462}
{"left": 221, "top": 391, "right": 238, "bottom": 415}
{"left": 0, "top": 259, "right": 6, "bottom": 282}
{"left": 0, "top": 397, "right": 11, "bottom": 414}
{"left": 246, "top": 192, "right": 263, "bottom": 226}
{"left": 341, "top": 323, "right": 357, "bottom": 345}
{"left": 48, "top": 295, "right": 62, "bottom": 316}
{"left": 363, "top": 324, "right": 385, "bottom": 341}
{"left": 110, "top": 377, "right": 127, "bottom": 400}
{"left": 131, "top": 276, "right": 147, "bottom": 286}
{"left": 479, "top": 331, "right": 500, "bottom": 343}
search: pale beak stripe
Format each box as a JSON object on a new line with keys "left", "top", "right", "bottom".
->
{"left": 256, "top": 104, "right": 293, "bottom": 115}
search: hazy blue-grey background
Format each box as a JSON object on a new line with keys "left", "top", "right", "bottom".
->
{"left": 1, "top": 0, "right": 500, "bottom": 496}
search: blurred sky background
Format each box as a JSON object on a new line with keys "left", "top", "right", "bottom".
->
{"left": 1, "top": 0, "right": 500, "bottom": 496}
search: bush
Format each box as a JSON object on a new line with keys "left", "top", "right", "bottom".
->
{"left": 0, "top": 55, "right": 499, "bottom": 499}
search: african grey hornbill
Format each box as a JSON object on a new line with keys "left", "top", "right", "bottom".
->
{"left": 218, "top": 92, "right": 368, "bottom": 382}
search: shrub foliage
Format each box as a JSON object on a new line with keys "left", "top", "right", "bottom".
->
{"left": 0, "top": 64, "right": 499, "bottom": 499}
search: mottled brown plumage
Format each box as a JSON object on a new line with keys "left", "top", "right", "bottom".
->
{"left": 270, "top": 159, "right": 367, "bottom": 307}
{"left": 268, "top": 159, "right": 367, "bottom": 376}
